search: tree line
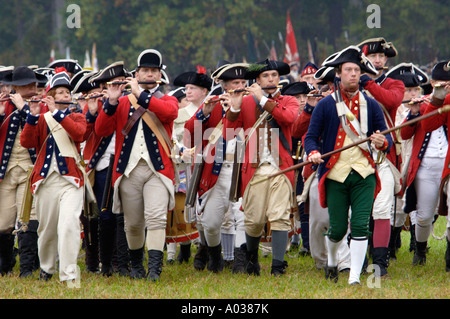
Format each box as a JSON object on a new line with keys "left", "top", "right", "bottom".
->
{"left": 0, "top": 0, "right": 448, "bottom": 79}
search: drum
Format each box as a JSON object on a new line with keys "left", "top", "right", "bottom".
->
{"left": 166, "top": 192, "right": 199, "bottom": 243}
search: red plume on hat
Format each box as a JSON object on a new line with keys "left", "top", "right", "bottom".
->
{"left": 361, "top": 45, "right": 368, "bottom": 56}
{"left": 54, "top": 66, "right": 68, "bottom": 74}
{"left": 196, "top": 64, "right": 207, "bottom": 74}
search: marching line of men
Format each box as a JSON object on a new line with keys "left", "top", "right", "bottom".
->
{"left": 0, "top": 37, "right": 449, "bottom": 286}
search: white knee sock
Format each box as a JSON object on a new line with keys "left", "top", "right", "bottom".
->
{"left": 326, "top": 237, "right": 340, "bottom": 267}
{"left": 348, "top": 237, "right": 368, "bottom": 284}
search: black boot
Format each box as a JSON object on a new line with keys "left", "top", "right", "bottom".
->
{"left": 388, "top": 226, "right": 402, "bottom": 261}
{"left": 147, "top": 250, "right": 164, "bottom": 282}
{"left": 325, "top": 265, "right": 338, "bottom": 283}
{"left": 271, "top": 259, "right": 288, "bottom": 276}
{"left": 83, "top": 217, "right": 99, "bottom": 273}
{"left": 245, "top": 247, "right": 260, "bottom": 276}
{"left": 409, "top": 224, "right": 416, "bottom": 253}
{"left": 413, "top": 241, "right": 427, "bottom": 266}
{"left": 445, "top": 238, "right": 450, "bottom": 272}
{"left": 129, "top": 247, "right": 146, "bottom": 279}
{"left": 176, "top": 243, "right": 191, "bottom": 264}
{"left": 193, "top": 243, "right": 208, "bottom": 271}
{"left": 232, "top": 244, "right": 246, "bottom": 274}
{"left": 18, "top": 220, "right": 39, "bottom": 278}
{"left": 207, "top": 243, "right": 224, "bottom": 273}
{"left": 0, "top": 232, "right": 15, "bottom": 276}
{"left": 99, "top": 217, "right": 116, "bottom": 277}
{"left": 372, "top": 247, "right": 389, "bottom": 277}
{"left": 115, "top": 213, "right": 130, "bottom": 276}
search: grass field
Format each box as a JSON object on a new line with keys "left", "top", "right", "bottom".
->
{"left": 1, "top": 216, "right": 448, "bottom": 303}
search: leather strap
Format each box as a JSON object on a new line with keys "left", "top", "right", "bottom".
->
{"left": 125, "top": 94, "right": 173, "bottom": 158}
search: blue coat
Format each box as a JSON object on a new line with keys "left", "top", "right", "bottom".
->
{"left": 304, "top": 92, "right": 392, "bottom": 207}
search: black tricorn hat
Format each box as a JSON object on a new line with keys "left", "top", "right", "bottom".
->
{"left": 212, "top": 63, "right": 249, "bottom": 81}
{"left": 137, "top": 49, "right": 164, "bottom": 69}
{"left": 431, "top": 61, "right": 450, "bottom": 81}
{"left": 173, "top": 71, "right": 212, "bottom": 90}
{"left": 357, "top": 37, "right": 398, "bottom": 58}
{"left": 386, "top": 62, "right": 429, "bottom": 87}
{"left": 2, "top": 66, "right": 48, "bottom": 86}
{"left": 245, "top": 59, "right": 290, "bottom": 80}
{"left": 47, "top": 59, "right": 83, "bottom": 74}
{"left": 281, "top": 81, "right": 313, "bottom": 96}
{"left": 89, "top": 61, "right": 130, "bottom": 83}
{"left": 71, "top": 71, "right": 101, "bottom": 94}
{"left": 168, "top": 87, "right": 186, "bottom": 101}
{"left": 322, "top": 46, "right": 378, "bottom": 75}
{"left": 0, "top": 66, "right": 14, "bottom": 83}
{"left": 314, "top": 66, "right": 336, "bottom": 85}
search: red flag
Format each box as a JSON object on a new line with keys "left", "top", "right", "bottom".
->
{"left": 270, "top": 41, "right": 277, "bottom": 60}
{"left": 283, "top": 11, "right": 300, "bottom": 65}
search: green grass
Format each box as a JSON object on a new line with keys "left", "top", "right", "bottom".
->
{"left": 1, "top": 217, "right": 449, "bottom": 300}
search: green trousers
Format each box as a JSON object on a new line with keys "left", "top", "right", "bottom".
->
{"left": 325, "top": 170, "right": 375, "bottom": 241}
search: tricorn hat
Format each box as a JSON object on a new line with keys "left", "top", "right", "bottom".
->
{"left": 281, "top": 81, "right": 313, "bottom": 96}
{"left": 322, "top": 45, "right": 378, "bottom": 75}
{"left": 212, "top": 62, "right": 249, "bottom": 81}
{"left": 314, "top": 66, "right": 336, "bottom": 85}
{"left": 245, "top": 59, "right": 290, "bottom": 80}
{"left": 173, "top": 66, "right": 212, "bottom": 90}
{"left": 71, "top": 70, "right": 101, "bottom": 94}
{"left": 386, "top": 63, "right": 429, "bottom": 87}
{"left": 47, "top": 59, "right": 83, "bottom": 75}
{"left": 89, "top": 61, "right": 130, "bottom": 83}
{"left": 0, "top": 66, "right": 14, "bottom": 83}
{"left": 357, "top": 37, "right": 398, "bottom": 58}
{"left": 168, "top": 87, "right": 186, "bottom": 101}
{"left": 431, "top": 61, "right": 450, "bottom": 81}
{"left": 2, "top": 66, "right": 48, "bottom": 86}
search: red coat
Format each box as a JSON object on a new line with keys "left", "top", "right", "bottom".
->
{"left": 400, "top": 102, "right": 434, "bottom": 188}
{"left": 20, "top": 109, "right": 87, "bottom": 194}
{"left": 184, "top": 96, "right": 226, "bottom": 197}
{"left": 223, "top": 93, "right": 299, "bottom": 195}
{"left": 364, "top": 76, "right": 405, "bottom": 167}
{"left": 81, "top": 100, "right": 110, "bottom": 173}
{"left": 94, "top": 92, "right": 178, "bottom": 186}
{"left": 422, "top": 94, "right": 450, "bottom": 178}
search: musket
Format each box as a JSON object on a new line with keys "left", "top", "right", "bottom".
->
{"left": 185, "top": 153, "right": 204, "bottom": 208}
{"left": 13, "top": 166, "right": 33, "bottom": 234}
{"left": 250, "top": 104, "right": 450, "bottom": 185}
{"left": 100, "top": 154, "right": 115, "bottom": 212}
{"left": 229, "top": 138, "right": 245, "bottom": 202}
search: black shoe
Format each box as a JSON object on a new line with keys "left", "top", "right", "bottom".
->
{"left": 39, "top": 269, "right": 52, "bottom": 281}
{"left": 129, "top": 247, "right": 146, "bottom": 279}
{"left": 413, "top": 241, "right": 427, "bottom": 266}
{"left": 271, "top": 259, "right": 288, "bottom": 276}
{"left": 0, "top": 232, "right": 15, "bottom": 276}
{"left": 193, "top": 244, "right": 208, "bottom": 271}
{"left": 207, "top": 244, "right": 224, "bottom": 273}
{"left": 177, "top": 243, "right": 191, "bottom": 264}
{"left": 232, "top": 245, "right": 246, "bottom": 274}
{"left": 325, "top": 265, "right": 338, "bottom": 283}
{"left": 147, "top": 250, "right": 163, "bottom": 282}
{"left": 18, "top": 220, "right": 40, "bottom": 278}
{"left": 298, "top": 246, "right": 310, "bottom": 257}
{"left": 372, "top": 247, "right": 389, "bottom": 277}
{"left": 245, "top": 248, "right": 260, "bottom": 276}
{"left": 445, "top": 239, "right": 450, "bottom": 272}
